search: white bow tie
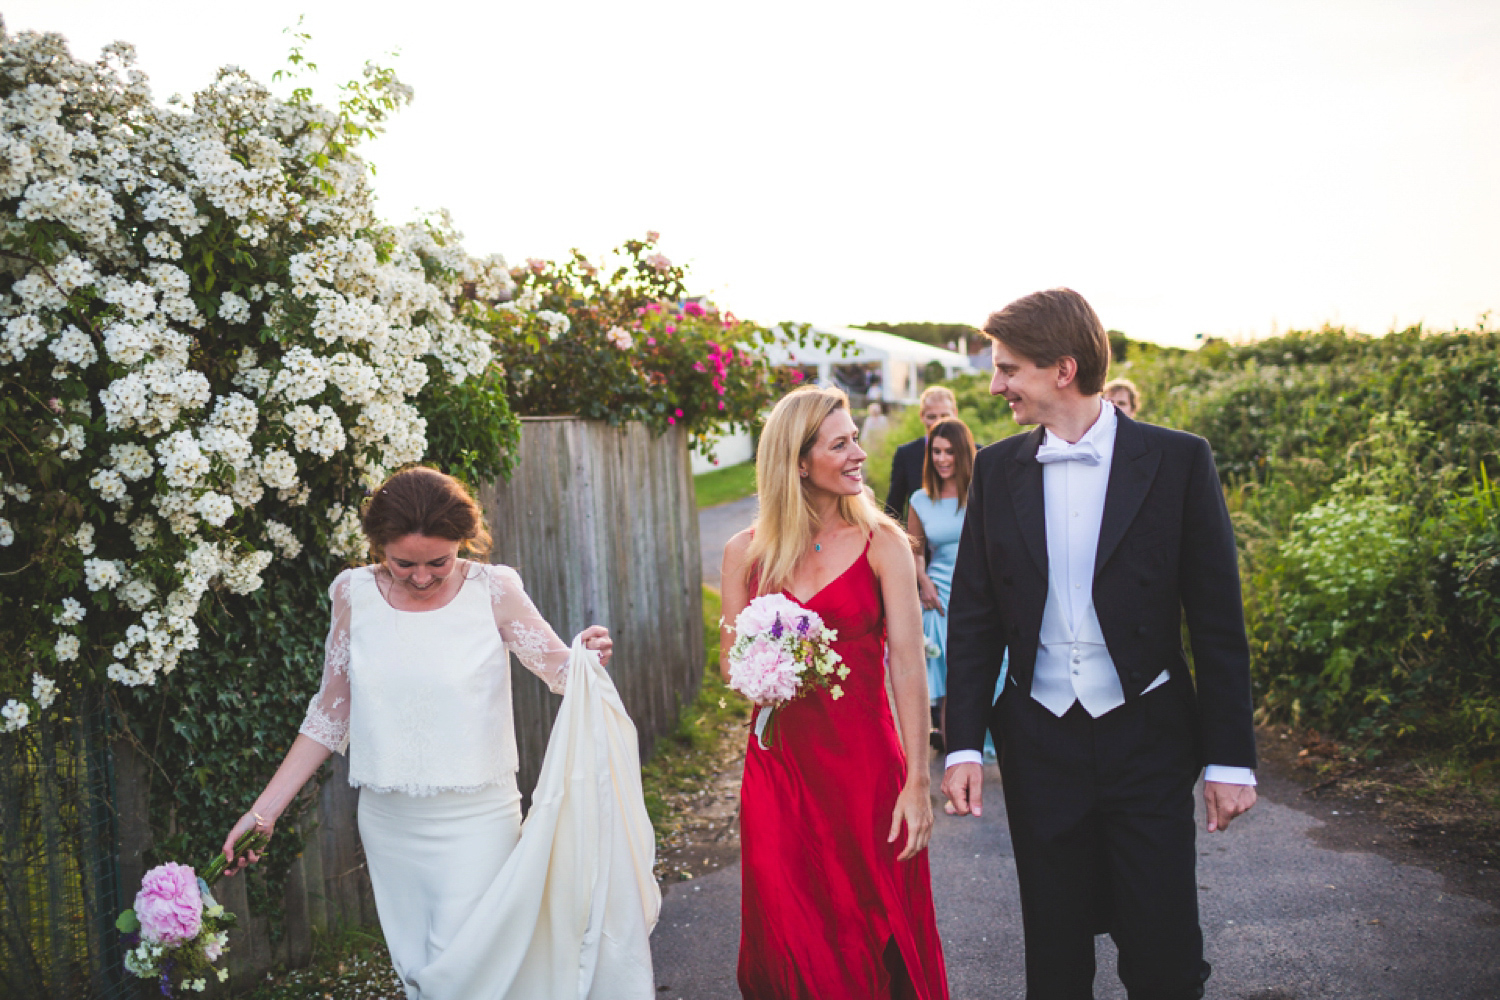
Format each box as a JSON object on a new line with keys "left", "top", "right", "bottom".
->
{"left": 1035, "top": 439, "right": 1102, "bottom": 466}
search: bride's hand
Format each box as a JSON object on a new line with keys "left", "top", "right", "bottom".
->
{"left": 887, "top": 779, "right": 934, "bottom": 861}
{"left": 220, "top": 809, "right": 274, "bottom": 877}
{"left": 580, "top": 625, "right": 613, "bottom": 667}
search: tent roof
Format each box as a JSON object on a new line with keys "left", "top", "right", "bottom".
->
{"left": 764, "top": 325, "right": 973, "bottom": 369}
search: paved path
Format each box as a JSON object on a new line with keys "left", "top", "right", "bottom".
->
{"left": 651, "top": 758, "right": 1500, "bottom": 999}
{"left": 698, "top": 495, "right": 758, "bottom": 590}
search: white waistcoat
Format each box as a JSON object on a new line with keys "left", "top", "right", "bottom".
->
{"left": 346, "top": 568, "right": 518, "bottom": 795}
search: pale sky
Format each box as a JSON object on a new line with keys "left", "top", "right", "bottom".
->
{"left": 10, "top": 1, "right": 1500, "bottom": 346}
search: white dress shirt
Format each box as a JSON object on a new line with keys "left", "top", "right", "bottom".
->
{"left": 947, "top": 399, "right": 1253, "bottom": 786}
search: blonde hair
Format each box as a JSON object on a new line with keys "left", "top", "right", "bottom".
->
{"left": 919, "top": 385, "right": 956, "bottom": 410}
{"left": 746, "top": 386, "right": 895, "bottom": 595}
{"left": 1103, "top": 377, "right": 1141, "bottom": 410}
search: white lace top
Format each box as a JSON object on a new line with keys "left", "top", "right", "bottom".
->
{"left": 298, "top": 562, "right": 572, "bottom": 796}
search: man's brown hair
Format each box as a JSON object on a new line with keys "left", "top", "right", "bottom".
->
{"left": 982, "top": 288, "right": 1111, "bottom": 396}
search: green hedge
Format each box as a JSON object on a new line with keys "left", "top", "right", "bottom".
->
{"left": 933, "top": 325, "right": 1500, "bottom": 755}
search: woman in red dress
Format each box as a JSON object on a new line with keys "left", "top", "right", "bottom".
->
{"left": 720, "top": 386, "right": 949, "bottom": 1000}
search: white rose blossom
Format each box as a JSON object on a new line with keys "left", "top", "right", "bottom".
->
{"left": 31, "top": 674, "right": 57, "bottom": 710}
{"left": 1, "top": 699, "right": 29, "bottom": 732}
{"left": 54, "top": 634, "right": 80, "bottom": 662}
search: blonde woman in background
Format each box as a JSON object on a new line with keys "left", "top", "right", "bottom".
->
{"left": 721, "top": 386, "right": 949, "bottom": 999}
{"left": 1103, "top": 377, "right": 1141, "bottom": 418}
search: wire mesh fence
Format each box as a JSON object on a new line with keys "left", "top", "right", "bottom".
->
{"left": 0, "top": 685, "right": 131, "bottom": 1000}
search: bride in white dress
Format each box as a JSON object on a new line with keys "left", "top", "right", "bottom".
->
{"left": 221, "top": 466, "right": 659, "bottom": 999}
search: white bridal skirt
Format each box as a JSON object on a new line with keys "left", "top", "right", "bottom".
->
{"left": 357, "top": 640, "right": 661, "bottom": 999}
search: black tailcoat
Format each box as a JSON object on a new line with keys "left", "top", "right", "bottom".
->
{"left": 946, "top": 411, "right": 1256, "bottom": 773}
{"left": 884, "top": 436, "right": 927, "bottom": 521}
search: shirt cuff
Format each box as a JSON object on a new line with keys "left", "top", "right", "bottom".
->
{"left": 945, "top": 750, "right": 984, "bottom": 769}
{"left": 1204, "top": 765, "right": 1256, "bottom": 786}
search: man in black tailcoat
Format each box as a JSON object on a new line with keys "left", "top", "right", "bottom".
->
{"left": 942, "top": 288, "right": 1258, "bottom": 999}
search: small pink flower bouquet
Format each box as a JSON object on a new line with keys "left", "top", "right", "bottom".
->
{"left": 116, "top": 830, "right": 266, "bottom": 994}
{"left": 727, "top": 593, "right": 849, "bottom": 748}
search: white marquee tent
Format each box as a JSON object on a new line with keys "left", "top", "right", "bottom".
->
{"left": 762, "top": 326, "right": 976, "bottom": 404}
{"left": 690, "top": 327, "right": 977, "bottom": 474}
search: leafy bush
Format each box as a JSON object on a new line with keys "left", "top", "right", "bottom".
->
{"left": 487, "top": 237, "right": 839, "bottom": 455}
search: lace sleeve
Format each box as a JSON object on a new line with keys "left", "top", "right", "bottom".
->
{"left": 299, "top": 570, "right": 353, "bottom": 753}
{"left": 486, "top": 564, "right": 571, "bottom": 694}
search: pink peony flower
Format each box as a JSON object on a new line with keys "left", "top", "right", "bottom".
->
{"left": 735, "top": 593, "right": 804, "bottom": 638}
{"left": 134, "top": 862, "right": 203, "bottom": 945}
{"left": 683, "top": 301, "right": 706, "bottom": 317}
{"left": 645, "top": 230, "right": 660, "bottom": 243}
{"left": 730, "top": 636, "right": 800, "bottom": 704}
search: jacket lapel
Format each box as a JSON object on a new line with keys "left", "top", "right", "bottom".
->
{"left": 1009, "top": 426, "right": 1049, "bottom": 576}
{"left": 1095, "top": 413, "right": 1160, "bottom": 577}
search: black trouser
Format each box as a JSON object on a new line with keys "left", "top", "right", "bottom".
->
{"left": 996, "top": 683, "right": 1211, "bottom": 1000}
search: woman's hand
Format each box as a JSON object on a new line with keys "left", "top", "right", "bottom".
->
{"left": 220, "top": 809, "right": 275, "bottom": 877}
{"left": 580, "top": 625, "right": 613, "bottom": 667}
{"left": 917, "top": 573, "right": 944, "bottom": 614}
{"left": 888, "top": 777, "right": 934, "bottom": 861}
{"left": 882, "top": 779, "right": 930, "bottom": 863}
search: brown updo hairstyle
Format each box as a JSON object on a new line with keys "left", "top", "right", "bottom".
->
{"left": 360, "top": 466, "right": 493, "bottom": 562}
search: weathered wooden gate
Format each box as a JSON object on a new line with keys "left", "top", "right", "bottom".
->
{"left": 480, "top": 417, "right": 705, "bottom": 800}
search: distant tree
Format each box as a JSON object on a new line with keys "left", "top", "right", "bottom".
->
{"left": 857, "top": 322, "right": 977, "bottom": 351}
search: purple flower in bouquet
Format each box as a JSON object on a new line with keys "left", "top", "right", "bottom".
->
{"left": 134, "top": 863, "right": 203, "bottom": 946}
{"left": 727, "top": 593, "right": 845, "bottom": 748}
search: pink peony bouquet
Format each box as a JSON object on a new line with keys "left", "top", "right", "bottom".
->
{"left": 727, "top": 593, "right": 849, "bottom": 748}
{"left": 116, "top": 830, "right": 266, "bottom": 994}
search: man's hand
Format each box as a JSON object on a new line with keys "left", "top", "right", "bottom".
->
{"left": 941, "top": 761, "right": 984, "bottom": 817}
{"left": 1203, "top": 780, "right": 1256, "bottom": 832}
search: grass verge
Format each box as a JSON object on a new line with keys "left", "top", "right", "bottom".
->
{"left": 641, "top": 586, "right": 752, "bottom": 836}
{"left": 693, "top": 462, "right": 757, "bottom": 509}
{"left": 239, "top": 923, "right": 400, "bottom": 999}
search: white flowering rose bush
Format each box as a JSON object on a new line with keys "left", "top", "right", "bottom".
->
{"left": 0, "top": 24, "right": 517, "bottom": 737}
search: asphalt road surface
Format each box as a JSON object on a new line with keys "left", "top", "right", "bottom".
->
{"left": 650, "top": 757, "right": 1500, "bottom": 999}
{"left": 699, "top": 494, "right": 758, "bottom": 590}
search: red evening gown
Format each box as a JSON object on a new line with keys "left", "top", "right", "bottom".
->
{"left": 738, "top": 539, "right": 949, "bottom": 1000}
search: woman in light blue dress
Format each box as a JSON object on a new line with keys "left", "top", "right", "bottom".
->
{"left": 907, "top": 419, "right": 975, "bottom": 750}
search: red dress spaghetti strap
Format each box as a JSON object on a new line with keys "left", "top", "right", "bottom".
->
{"left": 737, "top": 538, "right": 949, "bottom": 999}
